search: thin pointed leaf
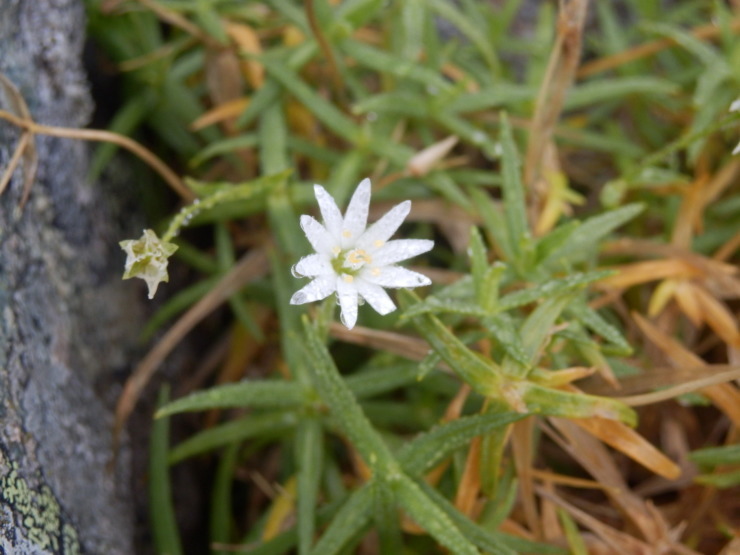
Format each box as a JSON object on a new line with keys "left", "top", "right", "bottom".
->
{"left": 156, "top": 381, "right": 304, "bottom": 418}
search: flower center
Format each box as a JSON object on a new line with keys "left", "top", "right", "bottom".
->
{"left": 331, "top": 248, "right": 372, "bottom": 277}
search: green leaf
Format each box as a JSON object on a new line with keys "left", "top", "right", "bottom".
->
{"left": 689, "top": 444, "right": 740, "bottom": 467}
{"left": 484, "top": 313, "right": 529, "bottom": 367}
{"left": 399, "top": 410, "right": 526, "bottom": 475}
{"left": 399, "top": 290, "right": 501, "bottom": 395}
{"left": 149, "top": 386, "right": 183, "bottom": 555}
{"left": 372, "top": 480, "right": 402, "bottom": 553}
{"left": 211, "top": 443, "right": 239, "bottom": 555}
{"left": 565, "top": 77, "right": 679, "bottom": 109}
{"left": 694, "top": 470, "right": 740, "bottom": 489}
{"left": 264, "top": 55, "right": 361, "bottom": 145}
{"left": 470, "top": 187, "right": 513, "bottom": 261}
{"left": 539, "top": 203, "right": 644, "bottom": 268}
{"left": 302, "top": 317, "right": 397, "bottom": 473}
{"left": 499, "top": 112, "right": 530, "bottom": 259}
{"left": 417, "top": 479, "right": 567, "bottom": 554}
{"left": 567, "top": 302, "right": 632, "bottom": 356}
{"left": 155, "top": 381, "right": 304, "bottom": 418}
{"left": 394, "top": 475, "right": 479, "bottom": 555}
{"left": 309, "top": 484, "right": 373, "bottom": 555}
{"left": 296, "top": 418, "right": 323, "bottom": 555}
{"left": 341, "top": 38, "right": 451, "bottom": 94}
{"left": 520, "top": 382, "right": 636, "bottom": 425}
{"left": 169, "top": 411, "right": 299, "bottom": 464}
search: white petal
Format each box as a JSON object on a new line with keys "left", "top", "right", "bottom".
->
{"left": 336, "top": 275, "right": 359, "bottom": 329}
{"left": 734, "top": 141, "right": 740, "bottom": 155}
{"left": 290, "top": 275, "right": 337, "bottom": 305}
{"left": 360, "top": 266, "right": 431, "bottom": 289}
{"left": 730, "top": 98, "right": 740, "bottom": 112}
{"left": 355, "top": 279, "right": 396, "bottom": 315}
{"left": 314, "top": 185, "right": 343, "bottom": 239}
{"left": 340, "top": 178, "right": 372, "bottom": 248}
{"left": 356, "top": 201, "right": 411, "bottom": 251}
{"left": 293, "top": 254, "right": 333, "bottom": 278}
{"left": 300, "top": 215, "right": 337, "bottom": 256}
{"left": 372, "top": 239, "right": 434, "bottom": 267}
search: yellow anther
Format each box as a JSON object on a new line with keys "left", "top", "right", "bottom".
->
{"left": 371, "top": 268, "right": 381, "bottom": 276}
{"left": 373, "top": 240, "right": 384, "bottom": 248}
{"left": 347, "top": 249, "right": 372, "bottom": 265}
{"left": 342, "top": 274, "right": 354, "bottom": 283}
{"left": 342, "top": 230, "right": 352, "bottom": 238}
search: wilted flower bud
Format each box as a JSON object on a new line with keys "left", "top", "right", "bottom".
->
{"left": 119, "top": 229, "right": 178, "bottom": 299}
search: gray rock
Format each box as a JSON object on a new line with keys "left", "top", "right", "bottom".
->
{"left": 0, "top": 0, "right": 139, "bottom": 553}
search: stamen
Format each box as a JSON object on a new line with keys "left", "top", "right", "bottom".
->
{"left": 342, "top": 230, "right": 352, "bottom": 238}
{"left": 342, "top": 274, "right": 354, "bottom": 283}
{"left": 371, "top": 268, "right": 381, "bottom": 276}
{"left": 373, "top": 240, "right": 384, "bottom": 248}
{"left": 346, "top": 249, "right": 372, "bottom": 265}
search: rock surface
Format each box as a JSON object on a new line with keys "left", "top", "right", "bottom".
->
{"left": 0, "top": 0, "right": 139, "bottom": 552}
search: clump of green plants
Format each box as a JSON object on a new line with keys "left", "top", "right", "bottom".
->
{"left": 69, "top": 0, "right": 740, "bottom": 553}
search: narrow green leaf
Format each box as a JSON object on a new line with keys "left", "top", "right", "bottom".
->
{"left": 302, "top": 317, "right": 397, "bottom": 473}
{"left": 565, "top": 77, "right": 679, "bottom": 109}
{"left": 499, "top": 112, "right": 529, "bottom": 258}
{"left": 309, "top": 484, "right": 373, "bottom": 555}
{"left": 260, "top": 102, "right": 289, "bottom": 174}
{"left": 521, "top": 382, "right": 636, "bottom": 425}
{"left": 394, "top": 475, "right": 478, "bottom": 555}
{"left": 540, "top": 203, "right": 644, "bottom": 267}
{"left": 296, "top": 418, "right": 323, "bottom": 555}
{"left": 470, "top": 187, "right": 513, "bottom": 261}
{"left": 150, "top": 386, "right": 183, "bottom": 555}
{"left": 211, "top": 443, "right": 239, "bottom": 555}
{"left": 341, "top": 39, "right": 451, "bottom": 94}
{"left": 155, "top": 381, "right": 304, "bottom": 418}
{"left": 484, "top": 313, "right": 529, "bottom": 367}
{"left": 429, "top": 0, "right": 499, "bottom": 73}
{"left": 689, "top": 444, "right": 740, "bottom": 467}
{"left": 415, "top": 479, "right": 566, "bottom": 555}
{"left": 399, "top": 410, "right": 525, "bottom": 475}
{"left": 498, "top": 271, "right": 612, "bottom": 312}
{"left": 399, "top": 290, "right": 501, "bottom": 395}
{"left": 169, "top": 411, "right": 299, "bottom": 464}
{"left": 558, "top": 508, "right": 588, "bottom": 555}
{"left": 372, "top": 480, "right": 402, "bottom": 554}
{"left": 190, "top": 134, "right": 259, "bottom": 168}
{"left": 567, "top": 302, "right": 632, "bottom": 356}
{"left": 345, "top": 363, "right": 422, "bottom": 399}
{"left": 694, "top": 470, "right": 740, "bottom": 489}
{"left": 264, "top": 56, "right": 360, "bottom": 144}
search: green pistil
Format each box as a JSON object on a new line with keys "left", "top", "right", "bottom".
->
{"left": 331, "top": 247, "right": 372, "bottom": 277}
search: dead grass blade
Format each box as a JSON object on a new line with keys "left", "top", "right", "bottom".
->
{"left": 190, "top": 97, "right": 250, "bottom": 131}
{"left": 632, "top": 312, "right": 740, "bottom": 427}
{"left": 524, "top": 0, "right": 588, "bottom": 193}
{"left": 225, "top": 22, "right": 264, "bottom": 89}
{"left": 571, "top": 416, "right": 681, "bottom": 480}
{"left": 0, "top": 108, "right": 195, "bottom": 201}
{"left": 328, "top": 322, "right": 448, "bottom": 370}
{"left": 584, "top": 364, "right": 740, "bottom": 398}
{"left": 114, "top": 248, "right": 269, "bottom": 448}
{"left": 512, "top": 417, "right": 541, "bottom": 538}
{"left": 545, "top": 418, "right": 679, "bottom": 546}
{"left": 0, "top": 72, "right": 38, "bottom": 211}
{"left": 577, "top": 17, "right": 740, "bottom": 78}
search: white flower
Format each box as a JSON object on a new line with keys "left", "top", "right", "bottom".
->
{"left": 290, "top": 178, "right": 434, "bottom": 329}
{"left": 731, "top": 97, "right": 740, "bottom": 155}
